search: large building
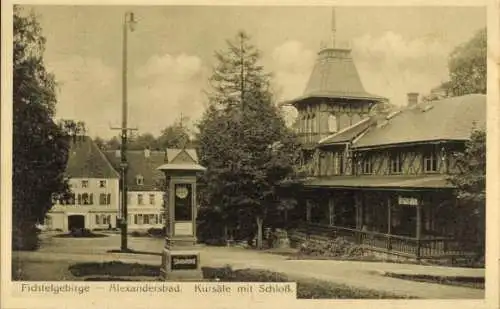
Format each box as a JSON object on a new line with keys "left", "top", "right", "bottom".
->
{"left": 281, "top": 20, "right": 486, "bottom": 261}
{"left": 46, "top": 137, "right": 120, "bottom": 231}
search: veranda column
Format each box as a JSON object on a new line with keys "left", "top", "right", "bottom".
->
{"left": 387, "top": 196, "right": 392, "bottom": 251}
{"left": 328, "top": 197, "right": 335, "bottom": 226}
{"left": 354, "top": 192, "right": 362, "bottom": 243}
{"left": 306, "top": 199, "right": 312, "bottom": 222}
{"left": 416, "top": 203, "right": 422, "bottom": 260}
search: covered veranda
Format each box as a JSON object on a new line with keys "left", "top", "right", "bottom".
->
{"left": 280, "top": 175, "right": 477, "bottom": 260}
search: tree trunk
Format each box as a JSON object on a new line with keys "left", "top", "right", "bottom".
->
{"left": 256, "top": 216, "right": 263, "bottom": 250}
{"left": 224, "top": 224, "right": 229, "bottom": 246}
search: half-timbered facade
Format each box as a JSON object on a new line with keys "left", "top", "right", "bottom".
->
{"left": 281, "top": 31, "right": 486, "bottom": 261}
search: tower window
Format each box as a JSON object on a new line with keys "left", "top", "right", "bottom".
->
{"left": 136, "top": 175, "right": 144, "bottom": 185}
{"left": 328, "top": 114, "right": 338, "bottom": 133}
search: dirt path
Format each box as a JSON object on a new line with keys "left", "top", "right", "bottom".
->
{"left": 13, "top": 233, "right": 485, "bottom": 299}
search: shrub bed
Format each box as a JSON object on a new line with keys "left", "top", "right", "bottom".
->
{"left": 55, "top": 229, "right": 108, "bottom": 238}
{"left": 69, "top": 261, "right": 161, "bottom": 277}
{"left": 383, "top": 273, "right": 485, "bottom": 289}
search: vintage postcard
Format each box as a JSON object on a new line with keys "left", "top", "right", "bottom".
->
{"left": 1, "top": 0, "right": 499, "bottom": 309}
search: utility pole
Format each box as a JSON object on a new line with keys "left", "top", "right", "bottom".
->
{"left": 112, "top": 11, "right": 137, "bottom": 252}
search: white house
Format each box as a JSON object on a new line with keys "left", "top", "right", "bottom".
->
{"left": 46, "top": 136, "right": 120, "bottom": 231}
{"left": 104, "top": 148, "right": 165, "bottom": 231}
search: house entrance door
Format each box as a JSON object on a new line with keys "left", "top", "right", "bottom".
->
{"left": 68, "top": 215, "right": 85, "bottom": 231}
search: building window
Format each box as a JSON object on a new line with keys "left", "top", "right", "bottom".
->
{"left": 138, "top": 194, "right": 144, "bottom": 205}
{"left": 82, "top": 193, "right": 90, "bottom": 205}
{"left": 99, "top": 193, "right": 111, "bottom": 205}
{"left": 81, "top": 180, "right": 89, "bottom": 188}
{"left": 99, "top": 180, "right": 106, "bottom": 188}
{"left": 362, "top": 157, "right": 373, "bottom": 174}
{"left": 96, "top": 215, "right": 100, "bottom": 224}
{"left": 390, "top": 152, "right": 403, "bottom": 174}
{"left": 136, "top": 175, "right": 144, "bottom": 186}
{"left": 149, "top": 194, "right": 155, "bottom": 205}
{"left": 423, "top": 150, "right": 438, "bottom": 172}
{"left": 144, "top": 215, "right": 150, "bottom": 224}
{"left": 134, "top": 214, "right": 138, "bottom": 225}
{"left": 102, "top": 215, "right": 111, "bottom": 225}
{"left": 311, "top": 115, "right": 316, "bottom": 133}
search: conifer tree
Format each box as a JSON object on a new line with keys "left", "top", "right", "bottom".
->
{"left": 197, "top": 31, "right": 299, "bottom": 248}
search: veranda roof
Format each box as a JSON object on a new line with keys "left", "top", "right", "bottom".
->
{"left": 302, "top": 175, "right": 454, "bottom": 190}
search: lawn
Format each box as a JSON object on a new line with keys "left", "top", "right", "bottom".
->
{"left": 13, "top": 259, "right": 416, "bottom": 299}
{"left": 12, "top": 258, "right": 76, "bottom": 281}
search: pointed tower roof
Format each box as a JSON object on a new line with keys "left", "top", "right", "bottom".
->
{"left": 289, "top": 47, "right": 386, "bottom": 106}
{"left": 287, "top": 9, "right": 385, "bottom": 106}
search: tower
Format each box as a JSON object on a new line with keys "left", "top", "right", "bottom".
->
{"left": 289, "top": 8, "right": 385, "bottom": 147}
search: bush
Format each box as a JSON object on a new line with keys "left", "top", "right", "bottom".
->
{"left": 203, "top": 238, "right": 227, "bottom": 246}
{"left": 129, "top": 230, "right": 149, "bottom": 237}
{"left": 147, "top": 228, "right": 165, "bottom": 237}
{"left": 299, "top": 237, "right": 365, "bottom": 258}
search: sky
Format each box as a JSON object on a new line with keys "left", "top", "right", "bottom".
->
{"left": 24, "top": 5, "right": 486, "bottom": 139}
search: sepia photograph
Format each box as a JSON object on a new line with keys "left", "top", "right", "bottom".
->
{"left": 3, "top": 2, "right": 494, "bottom": 304}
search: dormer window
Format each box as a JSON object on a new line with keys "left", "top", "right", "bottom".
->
{"left": 81, "top": 180, "right": 89, "bottom": 188}
{"left": 136, "top": 175, "right": 144, "bottom": 185}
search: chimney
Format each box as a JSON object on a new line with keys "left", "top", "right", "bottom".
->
{"left": 115, "top": 150, "right": 120, "bottom": 158}
{"left": 407, "top": 92, "right": 419, "bottom": 107}
{"left": 144, "top": 147, "right": 151, "bottom": 158}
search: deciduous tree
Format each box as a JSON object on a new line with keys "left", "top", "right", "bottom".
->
{"left": 447, "top": 28, "right": 486, "bottom": 96}
{"left": 447, "top": 128, "right": 486, "bottom": 255}
{"left": 13, "top": 7, "right": 70, "bottom": 250}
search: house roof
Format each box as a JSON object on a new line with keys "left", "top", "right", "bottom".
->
{"left": 289, "top": 48, "right": 385, "bottom": 105}
{"left": 104, "top": 150, "right": 167, "bottom": 191}
{"left": 319, "top": 117, "right": 373, "bottom": 146}
{"left": 65, "top": 136, "right": 119, "bottom": 179}
{"left": 302, "top": 175, "right": 453, "bottom": 190}
{"left": 353, "top": 94, "right": 486, "bottom": 149}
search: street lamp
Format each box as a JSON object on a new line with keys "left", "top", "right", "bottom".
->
{"left": 119, "top": 11, "right": 137, "bottom": 252}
